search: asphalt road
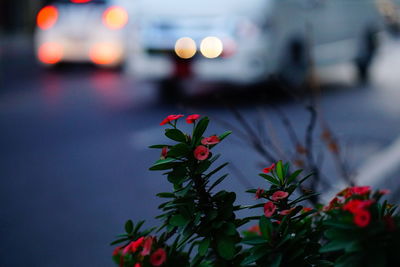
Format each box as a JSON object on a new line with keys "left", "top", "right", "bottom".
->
{"left": 1, "top": 36, "right": 400, "bottom": 266}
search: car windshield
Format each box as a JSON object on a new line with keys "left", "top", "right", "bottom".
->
{"left": 135, "top": 0, "right": 269, "bottom": 17}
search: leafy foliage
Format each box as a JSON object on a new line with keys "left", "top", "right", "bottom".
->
{"left": 111, "top": 115, "right": 400, "bottom": 267}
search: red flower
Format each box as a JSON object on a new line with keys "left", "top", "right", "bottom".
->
{"left": 379, "top": 189, "right": 391, "bottom": 195}
{"left": 280, "top": 207, "right": 295, "bottom": 216}
{"left": 150, "top": 248, "right": 167, "bottom": 266}
{"left": 302, "top": 207, "right": 313, "bottom": 213}
{"left": 113, "top": 246, "right": 122, "bottom": 256}
{"left": 194, "top": 145, "right": 209, "bottom": 161}
{"left": 135, "top": 264, "right": 142, "bottom": 267}
{"left": 186, "top": 114, "right": 200, "bottom": 124}
{"left": 264, "top": 202, "right": 276, "bottom": 218}
{"left": 161, "top": 147, "right": 168, "bottom": 159}
{"left": 201, "top": 135, "right": 220, "bottom": 145}
{"left": 122, "top": 237, "right": 144, "bottom": 255}
{"left": 271, "top": 191, "right": 289, "bottom": 201}
{"left": 248, "top": 225, "right": 261, "bottom": 235}
{"left": 141, "top": 236, "right": 154, "bottom": 256}
{"left": 350, "top": 186, "right": 371, "bottom": 195}
{"left": 263, "top": 163, "right": 275, "bottom": 174}
{"left": 324, "top": 197, "right": 340, "bottom": 211}
{"left": 343, "top": 199, "right": 373, "bottom": 214}
{"left": 160, "top": 114, "right": 184, "bottom": 126}
{"left": 255, "top": 188, "right": 264, "bottom": 199}
{"left": 353, "top": 209, "right": 371, "bottom": 227}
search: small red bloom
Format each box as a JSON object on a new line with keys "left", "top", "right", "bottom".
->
{"left": 161, "top": 147, "right": 168, "bottom": 159}
{"left": 379, "top": 189, "right": 391, "bottom": 195}
{"left": 271, "top": 191, "right": 289, "bottom": 201}
{"left": 280, "top": 207, "right": 295, "bottom": 216}
{"left": 135, "top": 264, "right": 142, "bottom": 267}
{"left": 186, "top": 114, "right": 200, "bottom": 124}
{"left": 201, "top": 135, "right": 220, "bottom": 145}
{"left": 324, "top": 197, "right": 340, "bottom": 211}
{"left": 150, "top": 248, "right": 167, "bottom": 266}
{"left": 248, "top": 225, "right": 261, "bottom": 235}
{"left": 350, "top": 186, "right": 371, "bottom": 196}
{"left": 353, "top": 209, "right": 371, "bottom": 227}
{"left": 302, "top": 207, "right": 313, "bottom": 213}
{"left": 160, "top": 114, "right": 184, "bottom": 126}
{"left": 343, "top": 199, "right": 373, "bottom": 214}
{"left": 141, "top": 236, "right": 154, "bottom": 256}
{"left": 194, "top": 145, "right": 209, "bottom": 161}
{"left": 255, "top": 188, "right": 264, "bottom": 199}
{"left": 264, "top": 201, "right": 276, "bottom": 218}
{"left": 113, "top": 246, "right": 122, "bottom": 256}
{"left": 263, "top": 163, "right": 275, "bottom": 174}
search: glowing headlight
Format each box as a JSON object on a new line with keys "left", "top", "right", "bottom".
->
{"left": 200, "top": 36, "right": 223, "bottom": 59}
{"left": 174, "top": 37, "right": 197, "bottom": 59}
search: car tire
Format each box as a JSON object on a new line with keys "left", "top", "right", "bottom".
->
{"left": 355, "top": 26, "right": 379, "bottom": 83}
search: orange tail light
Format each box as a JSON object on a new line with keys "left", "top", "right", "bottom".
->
{"left": 37, "top": 6, "right": 59, "bottom": 30}
{"left": 103, "top": 6, "right": 128, "bottom": 30}
{"left": 38, "top": 43, "right": 63, "bottom": 65}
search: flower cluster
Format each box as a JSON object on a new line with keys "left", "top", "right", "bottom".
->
{"left": 113, "top": 236, "right": 166, "bottom": 267}
{"left": 324, "top": 186, "right": 390, "bottom": 227}
{"left": 112, "top": 115, "right": 400, "bottom": 267}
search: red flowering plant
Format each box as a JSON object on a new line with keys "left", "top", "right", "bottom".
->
{"left": 112, "top": 114, "right": 246, "bottom": 266}
{"left": 320, "top": 186, "right": 400, "bottom": 266}
{"left": 111, "top": 115, "right": 400, "bottom": 267}
{"left": 241, "top": 161, "right": 328, "bottom": 266}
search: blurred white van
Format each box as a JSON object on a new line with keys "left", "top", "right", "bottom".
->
{"left": 34, "top": 0, "right": 132, "bottom": 68}
{"left": 128, "top": 0, "right": 382, "bottom": 91}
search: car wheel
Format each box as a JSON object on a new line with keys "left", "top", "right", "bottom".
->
{"left": 355, "top": 26, "right": 379, "bottom": 83}
{"left": 278, "top": 37, "right": 311, "bottom": 92}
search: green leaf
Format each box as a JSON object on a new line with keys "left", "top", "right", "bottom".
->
{"left": 319, "top": 240, "right": 348, "bottom": 253}
{"left": 205, "top": 162, "right": 229, "bottom": 178}
{"left": 217, "top": 236, "right": 236, "bottom": 260}
{"left": 149, "top": 144, "right": 170, "bottom": 149}
{"left": 259, "top": 216, "right": 272, "bottom": 241}
{"left": 170, "top": 214, "right": 188, "bottom": 227}
{"left": 259, "top": 174, "right": 280, "bottom": 186}
{"left": 208, "top": 174, "right": 228, "bottom": 192}
{"left": 242, "top": 236, "right": 268, "bottom": 245}
{"left": 156, "top": 192, "right": 175, "bottom": 198}
{"left": 271, "top": 253, "right": 282, "bottom": 267}
{"left": 110, "top": 237, "right": 130, "bottom": 245}
{"left": 196, "top": 160, "right": 212, "bottom": 174}
{"left": 133, "top": 220, "right": 145, "bottom": 234}
{"left": 218, "top": 131, "right": 232, "bottom": 141}
{"left": 149, "top": 158, "right": 176, "bottom": 171}
{"left": 276, "top": 160, "right": 284, "bottom": 181}
{"left": 193, "top": 117, "right": 210, "bottom": 144}
{"left": 168, "top": 143, "right": 191, "bottom": 158}
{"left": 125, "top": 220, "right": 133, "bottom": 234}
{"left": 241, "top": 246, "right": 268, "bottom": 265}
{"left": 286, "top": 169, "right": 303, "bottom": 184}
{"left": 198, "top": 238, "right": 210, "bottom": 256}
{"left": 223, "top": 222, "right": 237, "bottom": 236}
{"left": 297, "top": 172, "right": 314, "bottom": 185}
{"left": 165, "top": 128, "right": 187, "bottom": 142}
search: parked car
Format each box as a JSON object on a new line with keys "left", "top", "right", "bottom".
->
{"left": 34, "top": 0, "right": 131, "bottom": 68}
{"left": 128, "top": 0, "right": 382, "bottom": 93}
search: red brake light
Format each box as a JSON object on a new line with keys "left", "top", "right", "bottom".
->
{"left": 70, "top": 0, "right": 92, "bottom": 3}
{"left": 37, "top": 6, "right": 58, "bottom": 30}
{"left": 103, "top": 6, "right": 128, "bottom": 30}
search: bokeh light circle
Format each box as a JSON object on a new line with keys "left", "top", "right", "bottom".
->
{"left": 174, "top": 37, "right": 197, "bottom": 59}
{"left": 200, "top": 36, "right": 223, "bottom": 59}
